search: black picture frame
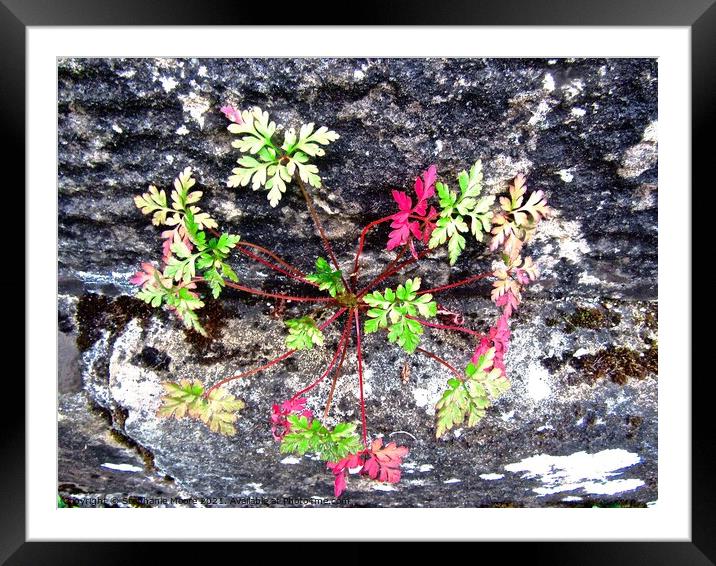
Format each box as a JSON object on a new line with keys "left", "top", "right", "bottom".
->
{"left": 5, "top": 0, "right": 706, "bottom": 562}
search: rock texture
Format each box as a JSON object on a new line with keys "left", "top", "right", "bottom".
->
{"left": 57, "top": 58, "right": 658, "bottom": 507}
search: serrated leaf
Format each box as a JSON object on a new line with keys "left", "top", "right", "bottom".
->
{"left": 305, "top": 257, "right": 345, "bottom": 297}
{"left": 285, "top": 316, "right": 325, "bottom": 350}
{"left": 196, "top": 388, "right": 246, "bottom": 436}
{"left": 157, "top": 379, "right": 205, "bottom": 419}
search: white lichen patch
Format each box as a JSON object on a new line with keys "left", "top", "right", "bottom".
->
{"left": 534, "top": 218, "right": 591, "bottom": 271}
{"left": 372, "top": 483, "right": 396, "bottom": 492}
{"left": 159, "top": 76, "right": 178, "bottom": 93}
{"left": 109, "top": 322, "right": 165, "bottom": 423}
{"left": 504, "top": 449, "right": 643, "bottom": 496}
{"left": 480, "top": 473, "right": 504, "bottom": 481}
{"left": 176, "top": 125, "right": 190, "bottom": 136}
{"left": 280, "top": 456, "right": 302, "bottom": 465}
{"left": 198, "top": 65, "right": 208, "bottom": 77}
{"left": 500, "top": 409, "right": 515, "bottom": 422}
{"left": 101, "top": 462, "right": 143, "bottom": 473}
{"left": 556, "top": 168, "right": 574, "bottom": 182}
{"left": 528, "top": 100, "right": 552, "bottom": 127}
{"left": 578, "top": 272, "right": 603, "bottom": 285}
{"left": 178, "top": 92, "right": 212, "bottom": 129}
{"left": 562, "top": 79, "right": 584, "bottom": 100}
{"left": 418, "top": 464, "right": 434, "bottom": 473}
{"left": 111, "top": 124, "right": 123, "bottom": 134}
{"left": 542, "top": 73, "right": 556, "bottom": 92}
{"left": 525, "top": 363, "right": 552, "bottom": 402}
{"left": 570, "top": 107, "right": 586, "bottom": 118}
{"left": 443, "top": 478, "right": 461, "bottom": 484}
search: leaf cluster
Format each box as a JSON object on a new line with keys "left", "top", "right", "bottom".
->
{"left": 490, "top": 173, "right": 551, "bottom": 260}
{"left": 305, "top": 257, "right": 345, "bottom": 297}
{"left": 157, "top": 379, "right": 246, "bottom": 436}
{"left": 133, "top": 168, "right": 241, "bottom": 334}
{"left": 284, "top": 316, "right": 325, "bottom": 350}
{"left": 134, "top": 167, "right": 217, "bottom": 231}
{"left": 280, "top": 415, "right": 363, "bottom": 462}
{"left": 226, "top": 107, "right": 339, "bottom": 207}
{"left": 435, "top": 347, "right": 510, "bottom": 438}
{"left": 428, "top": 160, "right": 496, "bottom": 264}
{"left": 363, "top": 277, "right": 437, "bottom": 353}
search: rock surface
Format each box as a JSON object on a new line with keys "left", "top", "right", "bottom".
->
{"left": 57, "top": 58, "right": 658, "bottom": 507}
{"left": 59, "top": 57, "right": 657, "bottom": 299}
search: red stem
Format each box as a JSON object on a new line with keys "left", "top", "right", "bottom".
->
{"left": 296, "top": 177, "right": 350, "bottom": 291}
{"left": 357, "top": 248, "right": 433, "bottom": 298}
{"left": 353, "top": 309, "right": 368, "bottom": 447}
{"left": 323, "top": 332, "right": 349, "bottom": 421}
{"left": 236, "top": 241, "right": 308, "bottom": 278}
{"left": 351, "top": 215, "right": 393, "bottom": 280}
{"left": 415, "top": 347, "right": 462, "bottom": 379}
{"left": 204, "top": 349, "right": 297, "bottom": 398}
{"left": 418, "top": 272, "right": 494, "bottom": 295}
{"left": 289, "top": 315, "right": 352, "bottom": 401}
{"left": 219, "top": 280, "right": 334, "bottom": 303}
{"left": 406, "top": 315, "right": 486, "bottom": 337}
{"left": 204, "top": 307, "right": 347, "bottom": 397}
{"left": 236, "top": 245, "right": 316, "bottom": 287}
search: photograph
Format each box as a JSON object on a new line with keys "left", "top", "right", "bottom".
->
{"left": 56, "top": 57, "right": 659, "bottom": 509}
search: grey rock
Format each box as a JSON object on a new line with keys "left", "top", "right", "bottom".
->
{"left": 61, "top": 293, "right": 657, "bottom": 507}
{"left": 58, "top": 57, "right": 657, "bottom": 300}
{"left": 57, "top": 57, "right": 658, "bottom": 507}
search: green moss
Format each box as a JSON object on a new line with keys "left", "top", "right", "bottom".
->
{"left": 567, "top": 306, "right": 621, "bottom": 330}
{"left": 571, "top": 344, "right": 657, "bottom": 386}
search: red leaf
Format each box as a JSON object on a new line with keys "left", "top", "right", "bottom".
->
{"left": 220, "top": 105, "right": 243, "bottom": 124}
{"left": 361, "top": 438, "right": 409, "bottom": 484}
{"left": 327, "top": 451, "right": 365, "bottom": 498}
{"left": 385, "top": 166, "right": 439, "bottom": 253}
{"left": 391, "top": 190, "right": 413, "bottom": 212}
{"left": 270, "top": 396, "right": 313, "bottom": 441}
{"left": 129, "top": 262, "right": 156, "bottom": 287}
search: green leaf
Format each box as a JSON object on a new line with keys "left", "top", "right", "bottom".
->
{"left": 157, "top": 379, "right": 245, "bottom": 437}
{"left": 280, "top": 416, "right": 362, "bottom": 462}
{"left": 285, "top": 316, "right": 325, "bottom": 350}
{"left": 157, "top": 379, "right": 206, "bottom": 419}
{"left": 361, "top": 277, "right": 437, "bottom": 354}
{"left": 228, "top": 156, "right": 271, "bottom": 191}
{"left": 305, "top": 257, "right": 345, "bottom": 297}
{"left": 194, "top": 388, "right": 246, "bottom": 436}
{"left": 134, "top": 185, "right": 170, "bottom": 225}
{"left": 283, "top": 123, "right": 339, "bottom": 157}
{"left": 448, "top": 232, "right": 466, "bottom": 265}
{"left": 435, "top": 347, "right": 511, "bottom": 437}
{"left": 430, "top": 160, "right": 497, "bottom": 263}
{"left": 226, "top": 107, "right": 338, "bottom": 206}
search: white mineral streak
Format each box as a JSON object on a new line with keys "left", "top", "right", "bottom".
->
{"left": 101, "top": 463, "right": 143, "bottom": 473}
{"left": 504, "top": 449, "right": 644, "bottom": 496}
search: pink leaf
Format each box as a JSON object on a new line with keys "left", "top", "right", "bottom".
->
{"left": 220, "top": 105, "right": 243, "bottom": 124}
{"left": 361, "top": 438, "right": 409, "bottom": 484}
{"left": 327, "top": 452, "right": 365, "bottom": 498}
{"left": 129, "top": 262, "right": 156, "bottom": 287}
{"left": 270, "top": 396, "right": 313, "bottom": 441}
{"left": 391, "top": 190, "right": 413, "bottom": 212}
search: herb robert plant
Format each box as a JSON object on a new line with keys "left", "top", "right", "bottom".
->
{"left": 130, "top": 105, "right": 552, "bottom": 497}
